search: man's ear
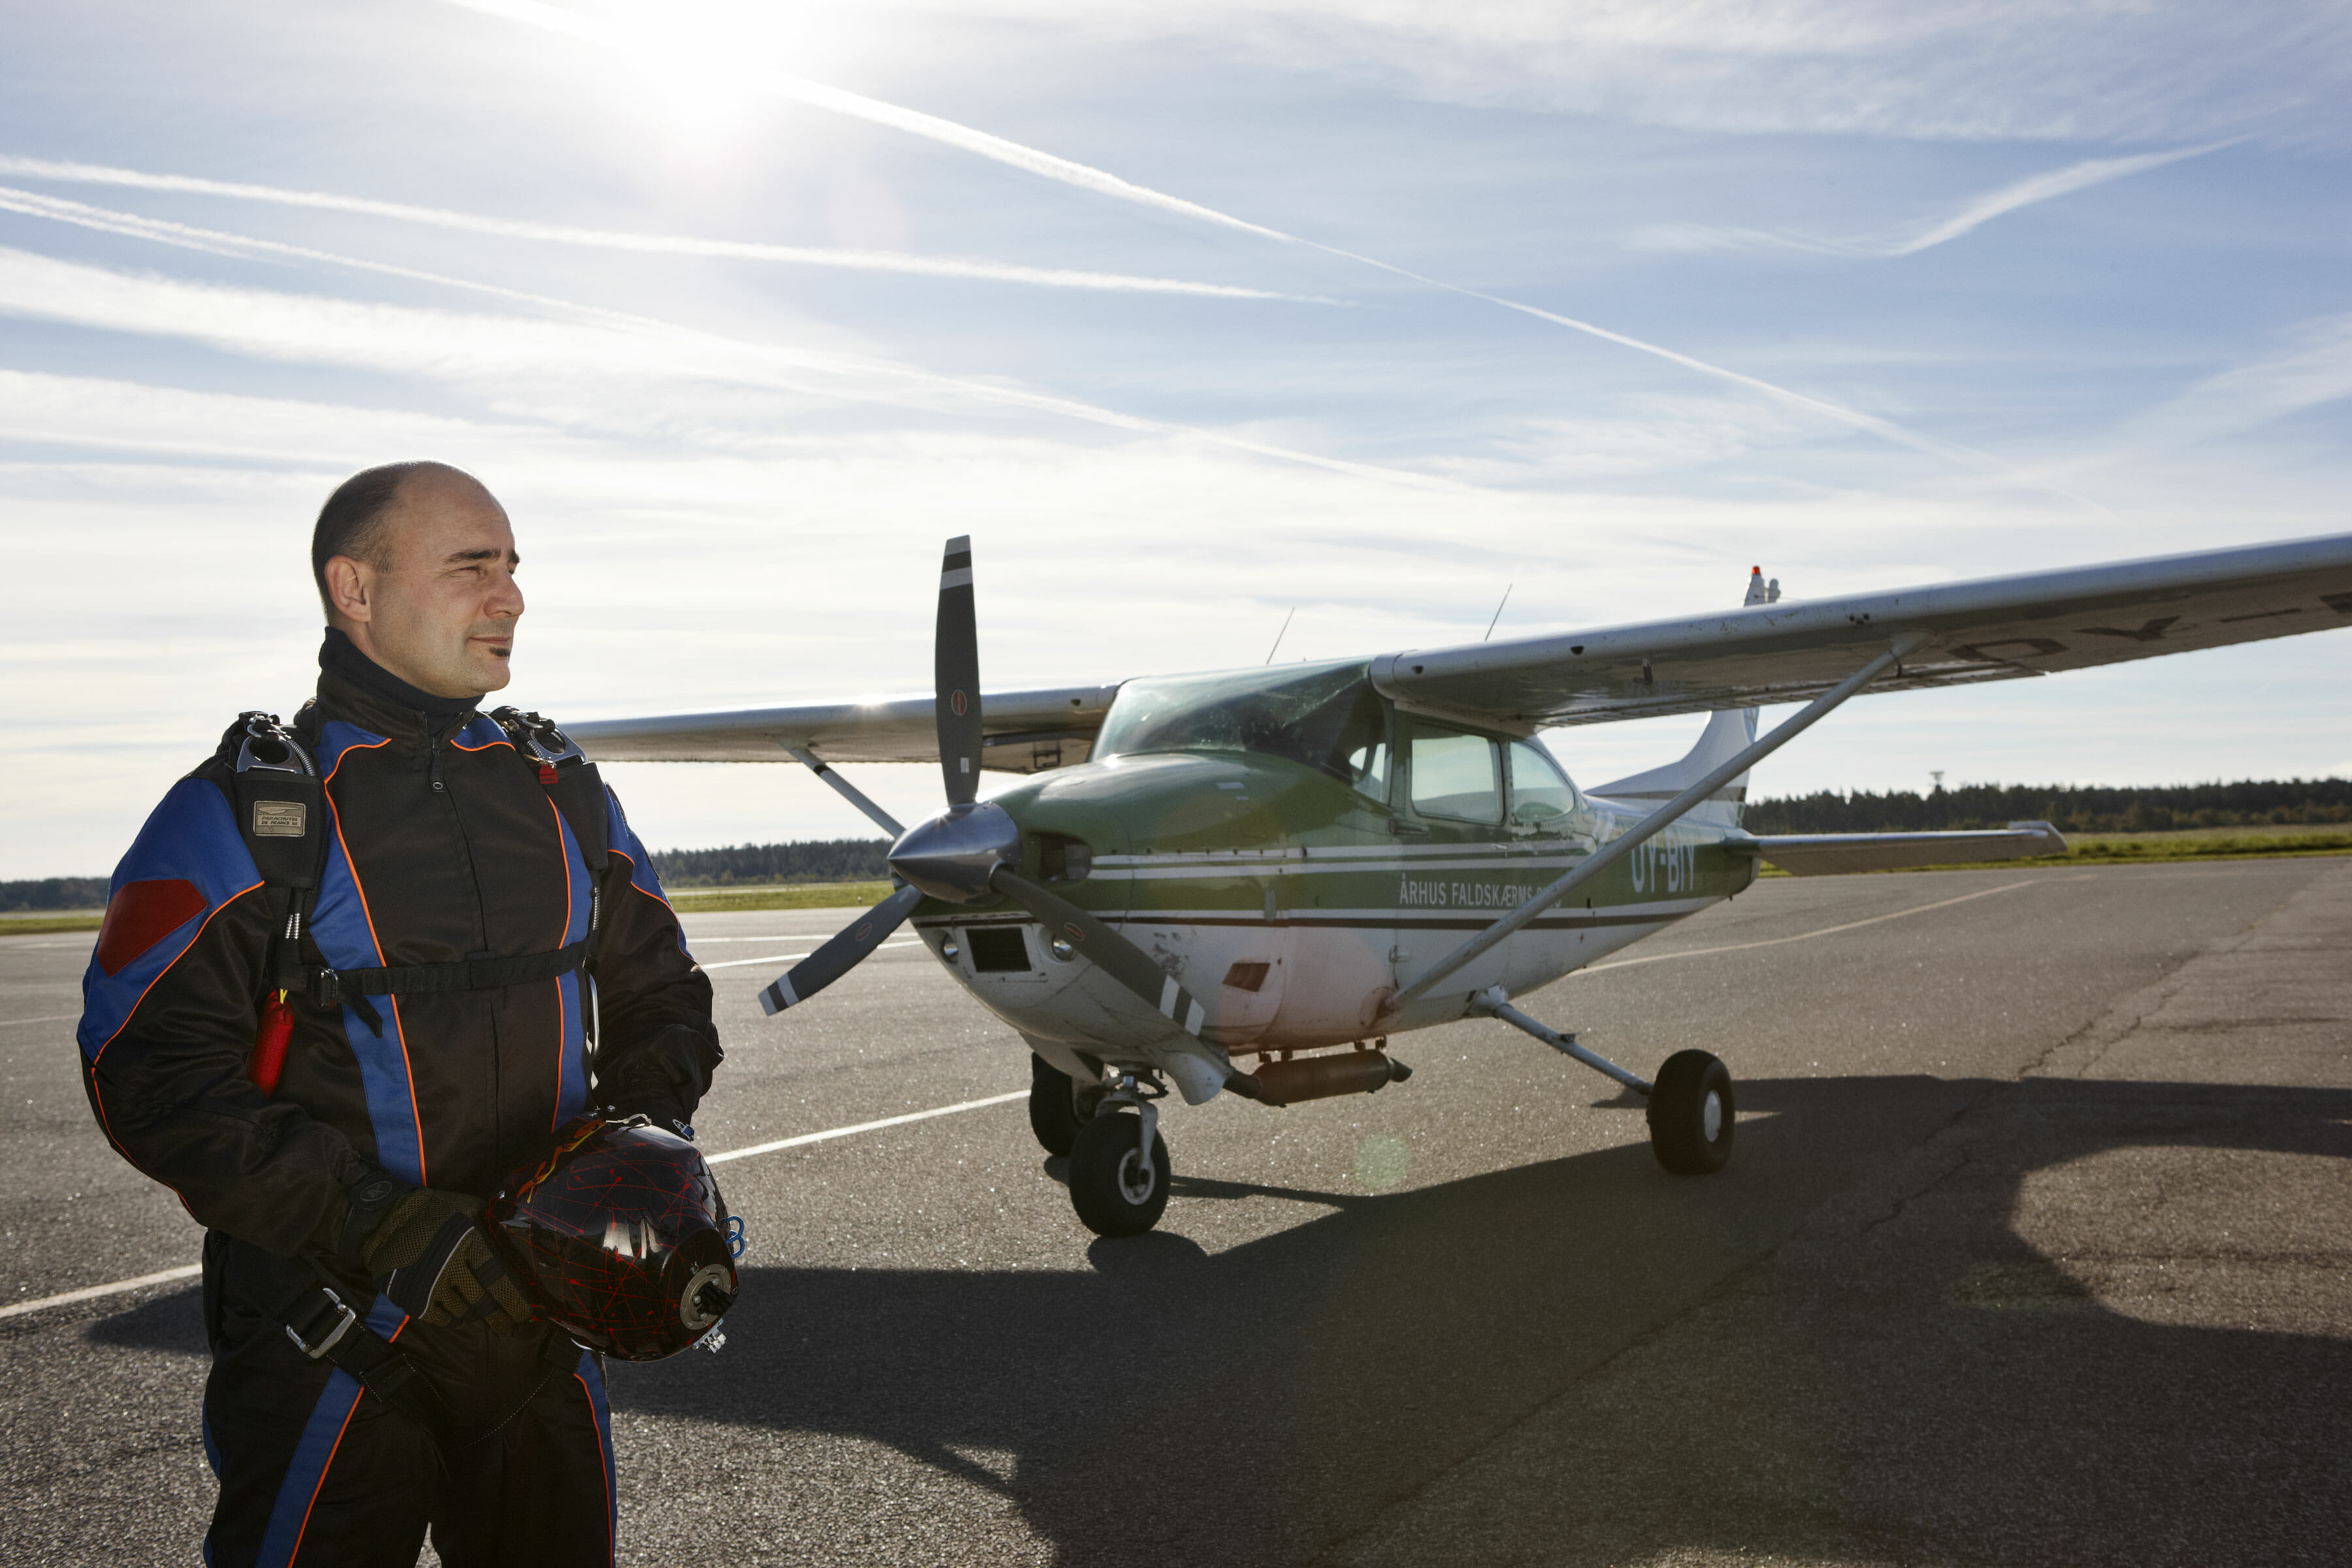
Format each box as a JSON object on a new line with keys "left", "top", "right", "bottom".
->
{"left": 324, "top": 555, "right": 376, "bottom": 627}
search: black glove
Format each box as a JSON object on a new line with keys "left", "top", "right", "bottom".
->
{"left": 349, "top": 1183, "right": 532, "bottom": 1334}
{"left": 595, "top": 1022, "right": 722, "bottom": 1136}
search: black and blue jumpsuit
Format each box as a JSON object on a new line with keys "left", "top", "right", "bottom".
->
{"left": 76, "top": 644, "right": 717, "bottom": 1567}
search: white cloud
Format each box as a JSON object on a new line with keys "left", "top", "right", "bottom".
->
{"left": 883, "top": 0, "right": 2352, "bottom": 146}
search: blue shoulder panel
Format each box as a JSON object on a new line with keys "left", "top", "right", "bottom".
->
{"left": 78, "top": 776, "right": 263, "bottom": 1063}
{"left": 604, "top": 785, "right": 690, "bottom": 956}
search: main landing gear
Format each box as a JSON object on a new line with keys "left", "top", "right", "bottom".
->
{"left": 1469, "top": 986, "right": 1735, "bottom": 1175}
{"left": 1030, "top": 1053, "right": 1173, "bottom": 1237}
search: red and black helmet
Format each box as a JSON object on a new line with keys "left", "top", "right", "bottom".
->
{"left": 487, "top": 1115, "right": 740, "bottom": 1361}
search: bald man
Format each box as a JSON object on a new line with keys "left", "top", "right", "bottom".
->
{"left": 77, "top": 462, "right": 720, "bottom": 1567}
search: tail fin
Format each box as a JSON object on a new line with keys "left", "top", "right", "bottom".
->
{"left": 1588, "top": 568, "right": 1777, "bottom": 827}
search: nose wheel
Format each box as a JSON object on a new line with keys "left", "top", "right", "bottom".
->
{"left": 1068, "top": 1085, "right": 1171, "bottom": 1237}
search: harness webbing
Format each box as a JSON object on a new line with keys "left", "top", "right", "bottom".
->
{"left": 310, "top": 939, "right": 593, "bottom": 1004}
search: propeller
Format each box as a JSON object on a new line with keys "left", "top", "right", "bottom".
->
{"left": 757, "top": 538, "right": 1229, "bottom": 1070}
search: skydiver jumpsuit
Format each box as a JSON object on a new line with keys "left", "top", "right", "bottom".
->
{"left": 76, "top": 638, "right": 719, "bottom": 1567}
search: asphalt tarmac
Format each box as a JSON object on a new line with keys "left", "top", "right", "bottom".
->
{"left": 4, "top": 858, "right": 2348, "bottom": 1566}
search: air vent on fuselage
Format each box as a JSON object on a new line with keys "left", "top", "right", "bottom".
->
{"left": 1037, "top": 833, "right": 1092, "bottom": 882}
{"left": 966, "top": 926, "right": 1033, "bottom": 973}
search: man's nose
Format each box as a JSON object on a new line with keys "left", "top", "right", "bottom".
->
{"left": 489, "top": 570, "right": 525, "bottom": 619}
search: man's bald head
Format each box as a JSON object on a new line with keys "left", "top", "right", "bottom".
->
{"left": 312, "top": 461, "right": 493, "bottom": 619}
{"left": 313, "top": 461, "right": 525, "bottom": 698}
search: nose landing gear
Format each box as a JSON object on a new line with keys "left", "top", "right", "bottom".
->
{"left": 1066, "top": 1073, "right": 1171, "bottom": 1237}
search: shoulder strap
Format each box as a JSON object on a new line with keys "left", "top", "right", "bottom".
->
{"left": 212, "top": 711, "right": 328, "bottom": 892}
{"left": 207, "top": 713, "right": 331, "bottom": 1021}
{"left": 489, "top": 708, "right": 611, "bottom": 877}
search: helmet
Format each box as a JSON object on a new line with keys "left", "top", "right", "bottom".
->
{"left": 487, "top": 1115, "right": 740, "bottom": 1361}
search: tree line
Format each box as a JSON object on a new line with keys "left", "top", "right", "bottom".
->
{"left": 1742, "top": 777, "right": 2352, "bottom": 835}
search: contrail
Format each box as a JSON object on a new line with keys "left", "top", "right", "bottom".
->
{"left": 0, "top": 191, "right": 1454, "bottom": 491}
{"left": 0, "top": 154, "right": 1318, "bottom": 301}
{"left": 1647, "top": 142, "right": 2234, "bottom": 261}
{"left": 1887, "top": 142, "right": 2234, "bottom": 256}
{"left": 439, "top": 0, "right": 1989, "bottom": 468}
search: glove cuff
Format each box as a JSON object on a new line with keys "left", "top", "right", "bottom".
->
{"left": 336, "top": 1166, "right": 411, "bottom": 1266}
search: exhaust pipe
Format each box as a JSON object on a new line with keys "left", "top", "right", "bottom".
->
{"left": 1233, "top": 1050, "right": 1411, "bottom": 1106}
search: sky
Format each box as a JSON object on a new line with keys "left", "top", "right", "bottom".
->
{"left": 2, "top": 0, "right": 2348, "bottom": 880}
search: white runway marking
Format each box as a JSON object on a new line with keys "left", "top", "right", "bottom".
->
{"left": 700, "top": 939, "right": 922, "bottom": 971}
{"left": 687, "top": 935, "right": 875, "bottom": 943}
{"left": 1583, "top": 880, "right": 2039, "bottom": 973}
{"left": 0, "top": 1013, "right": 78, "bottom": 1028}
{"left": 706, "top": 1092, "right": 1026, "bottom": 1165}
{"left": 0, "top": 1088, "right": 1026, "bottom": 1321}
{"left": 0, "top": 1264, "right": 202, "bottom": 1320}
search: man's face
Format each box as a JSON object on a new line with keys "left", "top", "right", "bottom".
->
{"left": 327, "top": 472, "right": 525, "bottom": 698}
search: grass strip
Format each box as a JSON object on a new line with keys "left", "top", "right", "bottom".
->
{"left": 0, "top": 916, "right": 103, "bottom": 935}
{"left": 668, "top": 882, "right": 894, "bottom": 913}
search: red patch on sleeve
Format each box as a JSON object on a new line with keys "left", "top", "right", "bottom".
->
{"left": 96, "top": 878, "right": 210, "bottom": 977}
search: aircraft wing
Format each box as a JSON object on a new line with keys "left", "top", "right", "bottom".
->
{"left": 1370, "top": 533, "right": 2352, "bottom": 729}
{"left": 1732, "top": 822, "right": 2067, "bottom": 877}
{"left": 567, "top": 684, "right": 1119, "bottom": 772}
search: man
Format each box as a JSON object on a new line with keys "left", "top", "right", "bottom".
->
{"left": 76, "top": 462, "right": 721, "bottom": 1566}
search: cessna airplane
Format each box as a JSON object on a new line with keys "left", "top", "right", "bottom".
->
{"left": 572, "top": 532, "right": 2352, "bottom": 1237}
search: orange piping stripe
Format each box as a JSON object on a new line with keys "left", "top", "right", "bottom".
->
{"left": 545, "top": 792, "right": 576, "bottom": 1129}
{"left": 607, "top": 846, "right": 682, "bottom": 917}
{"left": 576, "top": 1370, "right": 615, "bottom": 1563}
{"left": 91, "top": 879, "right": 267, "bottom": 1064}
{"left": 446, "top": 737, "right": 514, "bottom": 753}
{"left": 326, "top": 740, "right": 429, "bottom": 1186}
{"left": 285, "top": 1393, "right": 363, "bottom": 1565}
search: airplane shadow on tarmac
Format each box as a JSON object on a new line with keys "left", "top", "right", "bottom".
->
{"left": 89, "top": 1075, "right": 2352, "bottom": 1566}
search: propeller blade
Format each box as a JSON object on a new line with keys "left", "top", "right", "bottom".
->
{"left": 758, "top": 882, "right": 925, "bottom": 1017}
{"left": 935, "top": 534, "right": 983, "bottom": 808}
{"left": 990, "top": 867, "right": 1210, "bottom": 1039}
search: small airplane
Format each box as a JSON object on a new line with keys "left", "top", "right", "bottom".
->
{"left": 572, "top": 532, "right": 2352, "bottom": 1237}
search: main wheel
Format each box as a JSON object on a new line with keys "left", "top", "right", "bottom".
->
{"left": 1068, "top": 1109, "right": 1171, "bottom": 1237}
{"left": 1647, "top": 1049, "right": 1734, "bottom": 1175}
{"left": 1028, "top": 1053, "right": 1088, "bottom": 1156}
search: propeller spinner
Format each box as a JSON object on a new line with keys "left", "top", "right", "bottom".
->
{"left": 757, "top": 539, "right": 1216, "bottom": 1048}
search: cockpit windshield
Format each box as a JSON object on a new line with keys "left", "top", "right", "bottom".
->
{"left": 1093, "top": 660, "right": 1390, "bottom": 799}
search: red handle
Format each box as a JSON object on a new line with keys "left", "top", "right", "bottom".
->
{"left": 248, "top": 991, "right": 294, "bottom": 1094}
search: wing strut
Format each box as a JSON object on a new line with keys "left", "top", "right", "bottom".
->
{"left": 783, "top": 743, "right": 907, "bottom": 838}
{"left": 1392, "top": 631, "right": 1929, "bottom": 1013}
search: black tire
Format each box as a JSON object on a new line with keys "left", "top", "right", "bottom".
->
{"left": 1647, "top": 1049, "right": 1735, "bottom": 1175}
{"left": 1028, "top": 1053, "right": 1087, "bottom": 1157}
{"left": 1068, "top": 1109, "right": 1171, "bottom": 1237}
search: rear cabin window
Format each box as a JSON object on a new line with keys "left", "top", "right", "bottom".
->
{"left": 1506, "top": 739, "right": 1580, "bottom": 827}
{"left": 1094, "top": 661, "right": 1390, "bottom": 801}
{"left": 1409, "top": 727, "right": 1502, "bottom": 823}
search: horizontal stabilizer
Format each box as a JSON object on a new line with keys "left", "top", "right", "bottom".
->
{"left": 1735, "top": 821, "right": 2067, "bottom": 876}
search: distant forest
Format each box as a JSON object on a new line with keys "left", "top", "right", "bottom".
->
{"left": 0, "top": 876, "right": 110, "bottom": 913}
{"left": 1744, "top": 778, "right": 2352, "bottom": 835}
{"left": 647, "top": 838, "right": 890, "bottom": 888}
{"left": 11, "top": 781, "right": 2348, "bottom": 911}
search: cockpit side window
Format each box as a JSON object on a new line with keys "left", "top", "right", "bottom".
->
{"left": 1409, "top": 725, "right": 1503, "bottom": 824}
{"left": 1505, "top": 739, "right": 1580, "bottom": 827}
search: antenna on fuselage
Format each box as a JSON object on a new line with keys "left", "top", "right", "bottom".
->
{"left": 1265, "top": 606, "right": 1296, "bottom": 664}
